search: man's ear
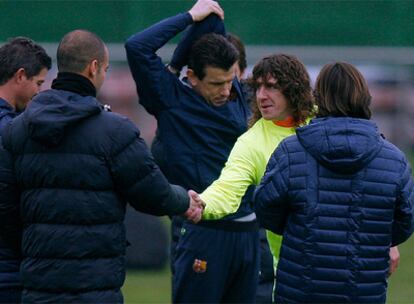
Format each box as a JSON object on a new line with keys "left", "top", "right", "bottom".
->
{"left": 187, "top": 69, "right": 198, "bottom": 87}
{"left": 88, "top": 59, "right": 99, "bottom": 77}
{"left": 14, "top": 68, "right": 27, "bottom": 83}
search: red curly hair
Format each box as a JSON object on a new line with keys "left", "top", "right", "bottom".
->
{"left": 248, "top": 54, "right": 314, "bottom": 128}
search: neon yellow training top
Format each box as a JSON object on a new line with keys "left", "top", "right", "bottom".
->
{"left": 200, "top": 118, "right": 296, "bottom": 259}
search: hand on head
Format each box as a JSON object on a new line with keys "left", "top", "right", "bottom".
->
{"left": 189, "top": 0, "right": 224, "bottom": 22}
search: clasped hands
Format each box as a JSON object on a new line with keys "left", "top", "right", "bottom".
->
{"left": 183, "top": 190, "right": 205, "bottom": 223}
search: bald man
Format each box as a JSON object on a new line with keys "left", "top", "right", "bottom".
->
{"left": 0, "top": 30, "right": 201, "bottom": 303}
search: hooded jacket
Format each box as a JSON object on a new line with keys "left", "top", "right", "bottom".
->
{"left": 0, "top": 98, "right": 21, "bottom": 296}
{"left": 0, "top": 85, "right": 189, "bottom": 303}
{"left": 255, "top": 117, "right": 414, "bottom": 303}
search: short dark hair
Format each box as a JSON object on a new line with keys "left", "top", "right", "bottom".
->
{"left": 249, "top": 54, "right": 314, "bottom": 127}
{"left": 227, "top": 33, "right": 247, "bottom": 74}
{"left": 188, "top": 33, "right": 239, "bottom": 80}
{"left": 57, "top": 30, "right": 106, "bottom": 73}
{"left": 0, "top": 37, "right": 51, "bottom": 85}
{"left": 314, "top": 62, "right": 371, "bottom": 119}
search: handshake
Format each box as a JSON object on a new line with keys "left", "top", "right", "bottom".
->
{"left": 183, "top": 190, "right": 205, "bottom": 223}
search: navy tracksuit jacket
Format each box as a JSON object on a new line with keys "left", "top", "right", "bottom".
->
{"left": 125, "top": 12, "right": 260, "bottom": 303}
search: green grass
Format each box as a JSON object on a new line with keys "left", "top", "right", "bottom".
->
{"left": 123, "top": 238, "right": 414, "bottom": 303}
{"left": 123, "top": 267, "right": 171, "bottom": 304}
{"left": 387, "top": 237, "right": 414, "bottom": 303}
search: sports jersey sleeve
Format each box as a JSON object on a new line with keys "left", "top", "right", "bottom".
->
{"left": 200, "top": 135, "right": 259, "bottom": 220}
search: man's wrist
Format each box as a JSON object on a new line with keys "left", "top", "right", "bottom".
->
{"left": 184, "top": 11, "right": 195, "bottom": 23}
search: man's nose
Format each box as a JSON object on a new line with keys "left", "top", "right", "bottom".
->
{"left": 221, "top": 84, "right": 231, "bottom": 97}
{"left": 222, "top": 88, "right": 230, "bottom": 97}
{"left": 256, "top": 86, "right": 266, "bottom": 99}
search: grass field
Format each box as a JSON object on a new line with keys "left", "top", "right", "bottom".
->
{"left": 123, "top": 237, "right": 414, "bottom": 303}
{"left": 123, "top": 267, "right": 171, "bottom": 303}
{"left": 387, "top": 237, "right": 414, "bottom": 303}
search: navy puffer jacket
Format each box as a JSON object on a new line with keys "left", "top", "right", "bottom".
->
{"left": 0, "top": 98, "right": 21, "bottom": 298}
{"left": 255, "top": 117, "right": 414, "bottom": 303}
{"left": 0, "top": 89, "right": 189, "bottom": 303}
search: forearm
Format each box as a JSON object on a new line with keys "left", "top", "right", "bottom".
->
{"left": 124, "top": 163, "right": 190, "bottom": 216}
{"left": 200, "top": 135, "right": 259, "bottom": 220}
{"left": 392, "top": 161, "right": 414, "bottom": 246}
{"left": 391, "top": 217, "right": 414, "bottom": 246}
{"left": 200, "top": 179, "right": 249, "bottom": 220}
{"left": 162, "top": 184, "right": 190, "bottom": 216}
{"left": 201, "top": 157, "right": 255, "bottom": 220}
{"left": 125, "top": 12, "right": 193, "bottom": 59}
{"left": 255, "top": 200, "right": 287, "bottom": 235}
{"left": 125, "top": 13, "right": 194, "bottom": 113}
{"left": 254, "top": 180, "right": 289, "bottom": 235}
{"left": 170, "top": 13, "right": 225, "bottom": 71}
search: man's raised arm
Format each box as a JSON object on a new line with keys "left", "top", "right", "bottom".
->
{"left": 125, "top": 0, "right": 224, "bottom": 114}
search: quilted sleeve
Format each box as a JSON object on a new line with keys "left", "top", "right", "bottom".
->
{"left": 392, "top": 158, "right": 414, "bottom": 246}
{"left": 254, "top": 141, "right": 290, "bottom": 235}
{"left": 108, "top": 118, "right": 189, "bottom": 216}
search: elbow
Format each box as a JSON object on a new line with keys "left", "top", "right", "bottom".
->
{"left": 255, "top": 202, "right": 286, "bottom": 235}
{"left": 256, "top": 214, "right": 285, "bottom": 235}
{"left": 124, "top": 38, "right": 136, "bottom": 55}
{"left": 124, "top": 35, "right": 145, "bottom": 57}
{"left": 124, "top": 34, "right": 135, "bottom": 50}
{"left": 124, "top": 40, "right": 131, "bottom": 53}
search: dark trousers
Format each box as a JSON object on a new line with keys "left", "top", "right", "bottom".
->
{"left": 170, "top": 217, "right": 184, "bottom": 278}
{"left": 171, "top": 219, "right": 275, "bottom": 303}
{"left": 172, "top": 220, "right": 260, "bottom": 303}
{"left": 256, "top": 229, "right": 275, "bottom": 304}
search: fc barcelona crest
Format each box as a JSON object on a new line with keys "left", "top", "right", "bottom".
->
{"left": 192, "top": 259, "right": 207, "bottom": 273}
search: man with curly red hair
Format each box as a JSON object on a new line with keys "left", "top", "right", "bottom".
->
{"left": 199, "top": 54, "right": 314, "bottom": 299}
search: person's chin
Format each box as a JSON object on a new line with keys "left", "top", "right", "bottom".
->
{"left": 213, "top": 99, "right": 227, "bottom": 107}
{"left": 259, "top": 107, "right": 270, "bottom": 116}
{"left": 261, "top": 110, "right": 278, "bottom": 121}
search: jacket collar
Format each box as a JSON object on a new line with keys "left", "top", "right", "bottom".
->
{"left": 0, "top": 98, "right": 15, "bottom": 112}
